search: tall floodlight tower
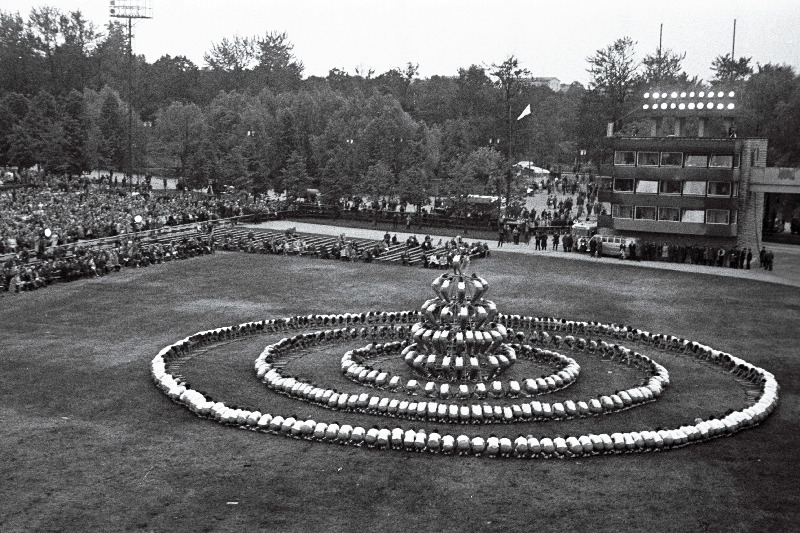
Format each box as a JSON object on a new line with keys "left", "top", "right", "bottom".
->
{"left": 109, "top": 1, "right": 152, "bottom": 185}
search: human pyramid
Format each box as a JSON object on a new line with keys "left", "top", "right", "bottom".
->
{"left": 152, "top": 272, "right": 779, "bottom": 458}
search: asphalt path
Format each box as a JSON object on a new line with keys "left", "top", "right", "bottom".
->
{"left": 244, "top": 219, "right": 800, "bottom": 289}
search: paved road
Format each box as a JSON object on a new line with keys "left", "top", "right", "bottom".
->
{"left": 244, "top": 219, "right": 800, "bottom": 289}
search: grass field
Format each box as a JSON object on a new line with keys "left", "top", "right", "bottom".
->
{"left": 1, "top": 251, "right": 798, "bottom": 533}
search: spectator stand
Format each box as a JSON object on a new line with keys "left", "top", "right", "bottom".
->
{"left": 214, "top": 226, "right": 489, "bottom": 267}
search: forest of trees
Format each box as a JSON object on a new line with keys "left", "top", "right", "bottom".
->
{"left": 1, "top": 6, "right": 799, "bottom": 203}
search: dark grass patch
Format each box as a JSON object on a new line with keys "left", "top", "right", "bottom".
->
{"left": 0, "top": 251, "right": 798, "bottom": 533}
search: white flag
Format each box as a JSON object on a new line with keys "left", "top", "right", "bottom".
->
{"left": 516, "top": 104, "right": 531, "bottom": 121}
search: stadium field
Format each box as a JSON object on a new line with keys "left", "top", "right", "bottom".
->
{"left": 1, "top": 251, "right": 797, "bottom": 533}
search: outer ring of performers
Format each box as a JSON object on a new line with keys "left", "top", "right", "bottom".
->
{"left": 152, "top": 312, "right": 778, "bottom": 458}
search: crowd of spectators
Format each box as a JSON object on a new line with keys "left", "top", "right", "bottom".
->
{"left": 3, "top": 232, "right": 215, "bottom": 293}
{"left": 618, "top": 241, "right": 776, "bottom": 270}
{"left": 0, "top": 173, "right": 274, "bottom": 259}
{"left": 0, "top": 170, "right": 284, "bottom": 294}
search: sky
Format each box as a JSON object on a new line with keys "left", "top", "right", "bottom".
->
{"left": 4, "top": 0, "right": 800, "bottom": 86}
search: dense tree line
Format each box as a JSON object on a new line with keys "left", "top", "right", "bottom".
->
{"left": 1, "top": 6, "right": 798, "bottom": 205}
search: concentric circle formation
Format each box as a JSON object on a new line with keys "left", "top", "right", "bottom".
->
{"left": 152, "top": 273, "right": 779, "bottom": 459}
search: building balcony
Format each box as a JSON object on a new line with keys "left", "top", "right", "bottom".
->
{"left": 597, "top": 192, "right": 739, "bottom": 210}
{"left": 597, "top": 215, "right": 737, "bottom": 237}
{"left": 599, "top": 165, "right": 738, "bottom": 181}
{"left": 611, "top": 137, "right": 738, "bottom": 152}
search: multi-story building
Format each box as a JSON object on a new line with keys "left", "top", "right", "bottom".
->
{"left": 526, "top": 77, "right": 562, "bottom": 92}
{"left": 597, "top": 88, "right": 769, "bottom": 252}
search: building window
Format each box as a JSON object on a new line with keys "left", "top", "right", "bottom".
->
{"left": 611, "top": 204, "right": 633, "bottom": 219}
{"left": 614, "top": 151, "right": 636, "bottom": 165}
{"left": 660, "top": 152, "right": 683, "bottom": 167}
{"left": 707, "top": 181, "right": 732, "bottom": 196}
{"left": 637, "top": 152, "right": 660, "bottom": 166}
{"left": 635, "top": 180, "right": 659, "bottom": 194}
{"left": 635, "top": 206, "right": 657, "bottom": 220}
{"left": 706, "top": 209, "right": 730, "bottom": 224}
{"left": 682, "top": 181, "right": 706, "bottom": 196}
{"left": 658, "top": 207, "right": 680, "bottom": 221}
{"left": 613, "top": 178, "right": 634, "bottom": 192}
{"left": 681, "top": 209, "right": 705, "bottom": 223}
{"left": 659, "top": 180, "right": 682, "bottom": 194}
{"left": 709, "top": 154, "right": 734, "bottom": 168}
{"left": 685, "top": 155, "right": 708, "bottom": 167}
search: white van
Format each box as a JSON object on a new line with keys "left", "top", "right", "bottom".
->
{"left": 591, "top": 235, "right": 640, "bottom": 258}
{"left": 571, "top": 222, "right": 597, "bottom": 253}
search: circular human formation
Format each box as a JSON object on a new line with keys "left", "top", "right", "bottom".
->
{"left": 152, "top": 273, "right": 779, "bottom": 459}
{"left": 342, "top": 340, "right": 580, "bottom": 401}
{"left": 408, "top": 273, "right": 515, "bottom": 381}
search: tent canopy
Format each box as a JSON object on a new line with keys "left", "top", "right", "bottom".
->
{"left": 515, "top": 161, "right": 550, "bottom": 174}
{"left": 464, "top": 194, "right": 499, "bottom": 204}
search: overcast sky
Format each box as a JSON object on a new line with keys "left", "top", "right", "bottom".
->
{"left": 5, "top": 0, "right": 800, "bottom": 85}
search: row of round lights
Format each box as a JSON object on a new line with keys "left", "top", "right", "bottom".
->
{"left": 643, "top": 102, "right": 735, "bottom": 110}
{"left": 644, "top": 90, "right": 735, "bottom": 99}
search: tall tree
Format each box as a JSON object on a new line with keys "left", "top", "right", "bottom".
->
{"left": 489, "top": 55, "right": 529, "bottom": 209}
{"left": 456, "top": 65, "right": 495, "bottom": 119}
{"left": 0, "top": 92, "right": 30, "bottom": 166}
{"left": 361, "top": 160, "right": 394, "bottom": 203}
{"left": 641, "top": 48, "right": 686, "bottom": 86}
{"left": 53, "top": 10, "right": 99, "bottom": 92}
{"left": 97, "top": 90, "right": 125, "bottom": 175}
{"left": 279, "top": 150, "right": 311, "bottom": 199}
{"left": 711, "top": 54, "right": 753, "bottom": 84}
{"left": 91, "top": 21, "right": 127, "bottom": 91}
{"left": 8, "top": 90, "right": 59, "bottom": 171}
{"left": 59, "top": 89, "right": 90, "bottom": 176}
{"left": 203, "top": 34, "right": 256, "bottom": 92}
{"left": 28, "top": 6, "right": 61, "bottom": 91}
{"left": 141, "top": 55, "right": 200, "bottom": 113}
{"left": 397, "top": 165, "right": 429, "bottom": 211}
{"left": 739, "top": 63, "right": 800, "bottom": 166}
{"left": 586, "top": 37, "right": 639, "bottom": 125}
{"left": 253, "top": 31, "right": 304, "bottom": 93}
{"left": 0, "top": 10, "right": 37, "bottom": 94}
